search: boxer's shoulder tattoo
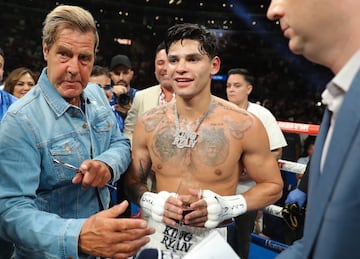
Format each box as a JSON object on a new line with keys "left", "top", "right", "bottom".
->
{"left": 214, "top": 100, "right": 253, "bottom": 140}
{"left": 227, "top": 116, "right": 253, "bottom": 140}
{"left": 142, "top": 106, "right": 168, "bottom": 133}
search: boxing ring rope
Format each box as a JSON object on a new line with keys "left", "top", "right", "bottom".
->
{"left": 250, "top": 233, "right": 289, "bottom": 253}
{"left": 263, "top": 159, "right": 306, "bottom": 220}
{"left": 250, "top": 121, "right": 319, "bottom": 254}
{"left": 278, "top": 159, "right": 306, "bottom": 175}
{"left": 262, "top": 121, "right": 319, "bottom": 219}
{"left": 277, "top": 121, "right": 319, "bottom": 135}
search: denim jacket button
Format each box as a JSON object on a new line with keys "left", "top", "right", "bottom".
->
{"left": 82, "top": 123, "right": 88, "bottom": 129}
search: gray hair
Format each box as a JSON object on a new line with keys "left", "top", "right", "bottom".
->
{"left": 42, "top": 5, "right": 99, "bottom": 52}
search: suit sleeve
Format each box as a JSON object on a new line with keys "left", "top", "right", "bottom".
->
{"left": 123, "top": 94, "right": 140, "bottom": 144}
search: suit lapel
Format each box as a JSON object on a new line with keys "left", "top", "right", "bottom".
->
{"left": 304, "top": 70, "right": 360, "bottom": 255}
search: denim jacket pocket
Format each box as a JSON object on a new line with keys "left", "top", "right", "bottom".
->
{"left": 90, "top": 109, "right": 114, "bottom": 149}
{"left": 49, "top": 136, "right": 83, "bottom": 182}
{"left": 91, "top": 108, "right": 114, "bottom": 133}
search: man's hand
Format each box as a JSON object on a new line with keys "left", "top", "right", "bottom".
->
{"left": 72, "top": 160, "right": 111, "bottom": 189}
{"left": 114, "top": 103, "right": 131, "bottom": 115}
{"left": 140, "top": 191, "right": 183, "bottom": 226}
{"left": 177, "top": 188, "right": 208, "bottom": 227}
{"left": 79, "top": 201, "right": 155, "bottom": 259}
{"left": 285, "top": 189, "right": 307, "bottom": 207}
{"left": 112, "top": 85, "right": 128, "bottom": 96}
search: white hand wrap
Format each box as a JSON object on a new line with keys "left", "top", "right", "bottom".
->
{"left": 140, "top": 191, "right": 176, "bottom": 223}
{"left": 202, "top": 190, "right": 247, "bottom": 228}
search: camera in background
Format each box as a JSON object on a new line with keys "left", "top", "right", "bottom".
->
{"left": 115, "top": 93, "right": 131, "bottom": 106}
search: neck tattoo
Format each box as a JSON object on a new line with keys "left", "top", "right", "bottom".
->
{"left": 172, "top": 97, "right": 214, "bottom": 149}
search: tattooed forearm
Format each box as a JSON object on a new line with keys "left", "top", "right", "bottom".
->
{"left": 125, "top": 160, "right": 151, "bottom": 205}
{"left": 139, "top": 160, "right": 148, "bottom": 183}
{"left": 125, "top": 178, "right": 149, "bottom": 205}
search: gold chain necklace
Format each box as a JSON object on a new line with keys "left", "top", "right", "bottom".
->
{"left": 172, "top": 97, "right": 214, "bottom": 149}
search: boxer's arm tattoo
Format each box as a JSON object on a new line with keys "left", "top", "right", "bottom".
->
{"left": 126, "top": 160, "right": 151, "bottom": 205}
{"left": 139, "top": 160, "right": 148, "bottom": 183}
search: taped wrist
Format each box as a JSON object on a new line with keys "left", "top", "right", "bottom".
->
{"left": 140, "top": 191, "right": 175, "bottom": 222}
{"left": 203, "top": 190, "right": 247, "bottom": 228}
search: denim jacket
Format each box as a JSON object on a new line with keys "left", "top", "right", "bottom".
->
{"left": 0, "top": 68, "right": 131, "bottom": 258}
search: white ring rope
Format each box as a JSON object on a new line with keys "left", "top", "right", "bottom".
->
{"left": 262, "top": 121, "right": 319, "bottom": 218}
{"left": 263, "top": 204, "right": 284, "bottom": 218}
{"left": 278, "top": 159, "right": 307, "bottom": 175}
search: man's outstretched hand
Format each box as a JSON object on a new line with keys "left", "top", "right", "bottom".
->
{"left": 79, "top": 201, "right": 155, "bottom": 259}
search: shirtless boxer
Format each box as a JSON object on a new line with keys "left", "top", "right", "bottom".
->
{"left": 126, "top": 23, "right": 283, "bottom": 258}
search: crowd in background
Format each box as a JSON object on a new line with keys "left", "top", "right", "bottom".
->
{"left": 0, "top": 3, "right": 333, "bottom": 257}
{"left": 0, "top": 2, "right": 332, "bottom": 126}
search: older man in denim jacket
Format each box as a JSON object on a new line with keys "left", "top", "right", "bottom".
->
{"left": 0, "top": 5, "right": 154, "bottom": 259}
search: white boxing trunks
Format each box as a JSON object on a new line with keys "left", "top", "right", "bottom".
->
{"left": 142, "top": 217, "right": 231, "bottom": 258}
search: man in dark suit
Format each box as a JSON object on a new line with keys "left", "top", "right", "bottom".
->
{"left": 267, "top": 0, "right": 360, "bottom": 258}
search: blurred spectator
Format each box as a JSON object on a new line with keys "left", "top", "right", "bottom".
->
{"left": 297, "top": 135, "right": 316, "bottom": 165}
{"left": 4, "top": 67, "right": 36, "bottom": 98}
{"left": 90, "top": 65, "right": 113, "bottom": 102}
{"left": 90, "top": 65, "right": 124, "bottom": 132}
{"left": 89, "top": 65, "right": 125, "bottom": 207}
{"left": 0, "top": 47, "right": 4, "bottom": 89}
{"left": 0, "top": 47, "right": 18, "bottom": 123}
{"left": 0, "top": 47, "right": 16, "bottom": 259}
{"left": 0, "top": 90, "right": 17, "bottom": 122}
{"left": 0, "top": 4, "right": 330, "bottom": 126}
{"left": 282, "top": 132, "right": 301, "bottom": 162}
{"left": 124, "top": 41, "right": 174, "bottom": 143}
{"left": 226, "top": 67, "right": 287, "bottom": 259}
{"left": 109, "top": 55, "right": 139, "bottom": 217}
{"left": 109, "top": 54, "right": 138, "bottom": 130}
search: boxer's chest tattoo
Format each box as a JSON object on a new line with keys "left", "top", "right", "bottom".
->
{"left": 197, "top": 128, "right": 229, "bottom": 166}
{"left": 152, "top": 126, "right": 178, "bottom": 160}
{"left": 172, "top": 98, "right": 214, "bottom": 149}
{"left": 153, "top": 127, "right": 229, "bottom": 167}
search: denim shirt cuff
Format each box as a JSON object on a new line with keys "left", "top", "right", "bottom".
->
{"left": 64, "top": 218, "right": 87, "bottom": 257}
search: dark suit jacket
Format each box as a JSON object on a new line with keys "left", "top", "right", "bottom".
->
{"left": 298, "top": 158, "right": 310, "bottom": 194}
{"left": 277, "top": 70, "right": 360, "bottom": 258}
